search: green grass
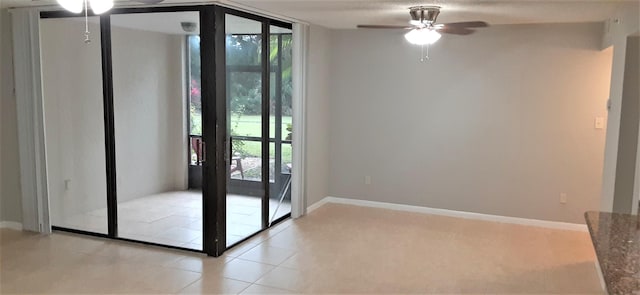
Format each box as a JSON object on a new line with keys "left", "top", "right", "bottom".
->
{"left": 231, "top": 115, "right": 292, "bottom": 138}
{"left": 231, "top": 115, "right": 292, "bottom": 163}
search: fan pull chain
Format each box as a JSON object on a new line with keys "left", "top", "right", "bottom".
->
{"left": 420, "top": 43, "right": 430, "bottom": 62}
{"left": 84, "top": 0, "right": 91, "bottom": 44}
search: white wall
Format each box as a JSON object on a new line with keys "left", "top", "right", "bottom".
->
{"left": 613, "top": 36, "right": 639, "bottom": 214}
{"left": 40, "top": 18, "right": 186, "bottom": 224}
{"left": 111, "top": 23, "right": 187, "bottom": 202}
{"left": 0, "top": 8, "right": 23, "bottom": 224}
{"left": 305, "top": 24, "right": 331, "bottom": 207}
{"left": 327, "top": 23, "right": 613, "bottom": 224}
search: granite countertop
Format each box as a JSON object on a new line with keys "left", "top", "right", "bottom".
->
{"left": 585, "top": 211, "right": 640, "bottom": 295}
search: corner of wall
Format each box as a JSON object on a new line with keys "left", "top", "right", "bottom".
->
{"left": 599, "top": 1, "right": 640, "bottom": 212}
{"left": 304, "top": 24, "right": 332, "bottom": 207}
{"left": 0, "top": 8, "right": 24, "bottom": 224}
{"left": 601, "top": 2, "right": 640, "bottom": 49}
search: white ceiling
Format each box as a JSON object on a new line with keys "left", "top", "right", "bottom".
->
{"left": 231, "top": 0, "right": 638, "bottom": 28}
{"left": 4, "top": 0, "right": 638, "bottom": 29}
{"left": 34, "top": 4, "right": 291, "bottom": 35}
{"left": 106, "top": 12, "right": 290, "bottom": 34}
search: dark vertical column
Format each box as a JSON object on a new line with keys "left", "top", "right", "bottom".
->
{"left": 214, "top": 7, "right": 229, "bottom": 255}
{"left": 100, "top": 14, "right": 118, "bottom": 238}
{"left": 201, "top": 6, "right": 225, "bottom": 256}
{"left": 261, "top": 22, "right": 271, "bottom": 230}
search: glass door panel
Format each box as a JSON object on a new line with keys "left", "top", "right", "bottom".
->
{"left": 111, "top": 12, "right": 203, "bottom": 250}
{"left": 41, "top": 16, "right": 108, "bottom": 234}
{"left": 226, "top": 14, "right": 265, "bottom": 246}
{"left": 268, "top": 25, "right": 293, "bottom": 224}
{"left": 40, "top": 6, "right": 292, "bottom": 256}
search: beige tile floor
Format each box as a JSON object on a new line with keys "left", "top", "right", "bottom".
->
{"left": 1, "top": 203, "right": 603, "bottom": 294}
{"left": 53, "top": 191, "right": 291, "bottom": 249}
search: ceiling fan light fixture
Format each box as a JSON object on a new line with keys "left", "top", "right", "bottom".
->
{"left": 89, "top": 0, "right": 113, "bottom": 14}
{"left": 56, "top": 0, "right": 113, "bottom": 14}
{"left": 56, "top": 0, "right": 83, "bottom": 13}
{"left": 404, "top": 28, "right": 441, "bottom": 45}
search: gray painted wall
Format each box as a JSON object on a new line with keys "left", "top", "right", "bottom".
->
{"left": 305, "top": 25, "right": 331, "bottom": 208}
{"left": 0, "top": 18, "right": 622, "bottom": 226}
{"left": 613, "top": 36, "right": 640, "bottom": 213}
{"left": 0, "top": 8, "right": 23, "bottom": 223}
{"left": 326, "top": 23, "right": 613, "bottom": 224}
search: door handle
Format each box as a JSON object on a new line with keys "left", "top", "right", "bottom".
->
{"left": 201, "top": 141, "right": 206, "bottom": 163}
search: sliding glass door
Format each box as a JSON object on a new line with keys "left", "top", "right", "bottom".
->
{"left": 268, "top": 26, "right": 293, "bottom": 225}
{"left": 223, "top": 10, "right": 293, "bottom": 247}
{"left": 40, "top": 5, "right": 292, "bottom": 256}
{"left": 225, "top": 14, "right": 266, "bottom": 246}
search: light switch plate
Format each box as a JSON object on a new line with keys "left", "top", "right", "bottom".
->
{"left": 560, "top": 193, "right": 568, "bottom": 204}
{"left": 595, "top": 117, "right": 605, "bottom": 129}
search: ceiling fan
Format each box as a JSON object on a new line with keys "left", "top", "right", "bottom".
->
{"left": 357, "top": 6, "right": 488, "bottom": 45}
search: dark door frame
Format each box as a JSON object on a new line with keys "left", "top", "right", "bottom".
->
{"left": 40, "top": 4, "right": 292, "bottom": 257}
{"left": 217, "top": 6, "right": 292, "bottom": 249}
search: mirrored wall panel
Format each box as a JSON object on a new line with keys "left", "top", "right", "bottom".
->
{"left": 111, "top": 12, "right": 203, "bottom": 250}
{"left": 41, "top": 16, "right": 109, "bottom": 234}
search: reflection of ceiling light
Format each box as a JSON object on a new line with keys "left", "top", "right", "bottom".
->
{"left": 89, "top": 0, "right": 113, "bottom": 14}
{"left": 56, "top": 0, "right": 113, "bottom": 14}
{"left": 56, "top": 0, "right": 113, "bottom": 43}
{"left": 404, "top": 28, "right": 441, "bottom": 45}
{"left": 57, "top": 0, "right": 83, "bottom": 13}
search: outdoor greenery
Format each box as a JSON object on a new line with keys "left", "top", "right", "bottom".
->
{"left": 188, "top": 35, "right": 202, "bottom": 136}
{"left": 230, "top": 115, "right": 293, "bottom": 163}
{"left": 231, "top": 115, "right": 293, "bottom": 138}
{"left": 226, "top": 34, "right": 293, "bottom": 117}
{"left": 188, "top": 32, "right": 293, "bottom": 165}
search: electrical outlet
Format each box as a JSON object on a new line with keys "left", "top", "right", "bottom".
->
{"left": 560, "top": 193, "right": 567, "bottom": 204}
{"left": 364, "top": 176, "right": 371, "bottom": 185}
{"left": 64, "top": 179, "right": 71, "bottom": 191}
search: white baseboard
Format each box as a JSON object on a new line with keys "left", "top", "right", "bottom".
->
{"left": 307, "top": 196, "right": 588, "bottom": 232}
{"left": 306, "top": 197, "right": 331, "bottom": 214}
{"left": 0, "top": 221, "right": 23, "bottom": 231}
